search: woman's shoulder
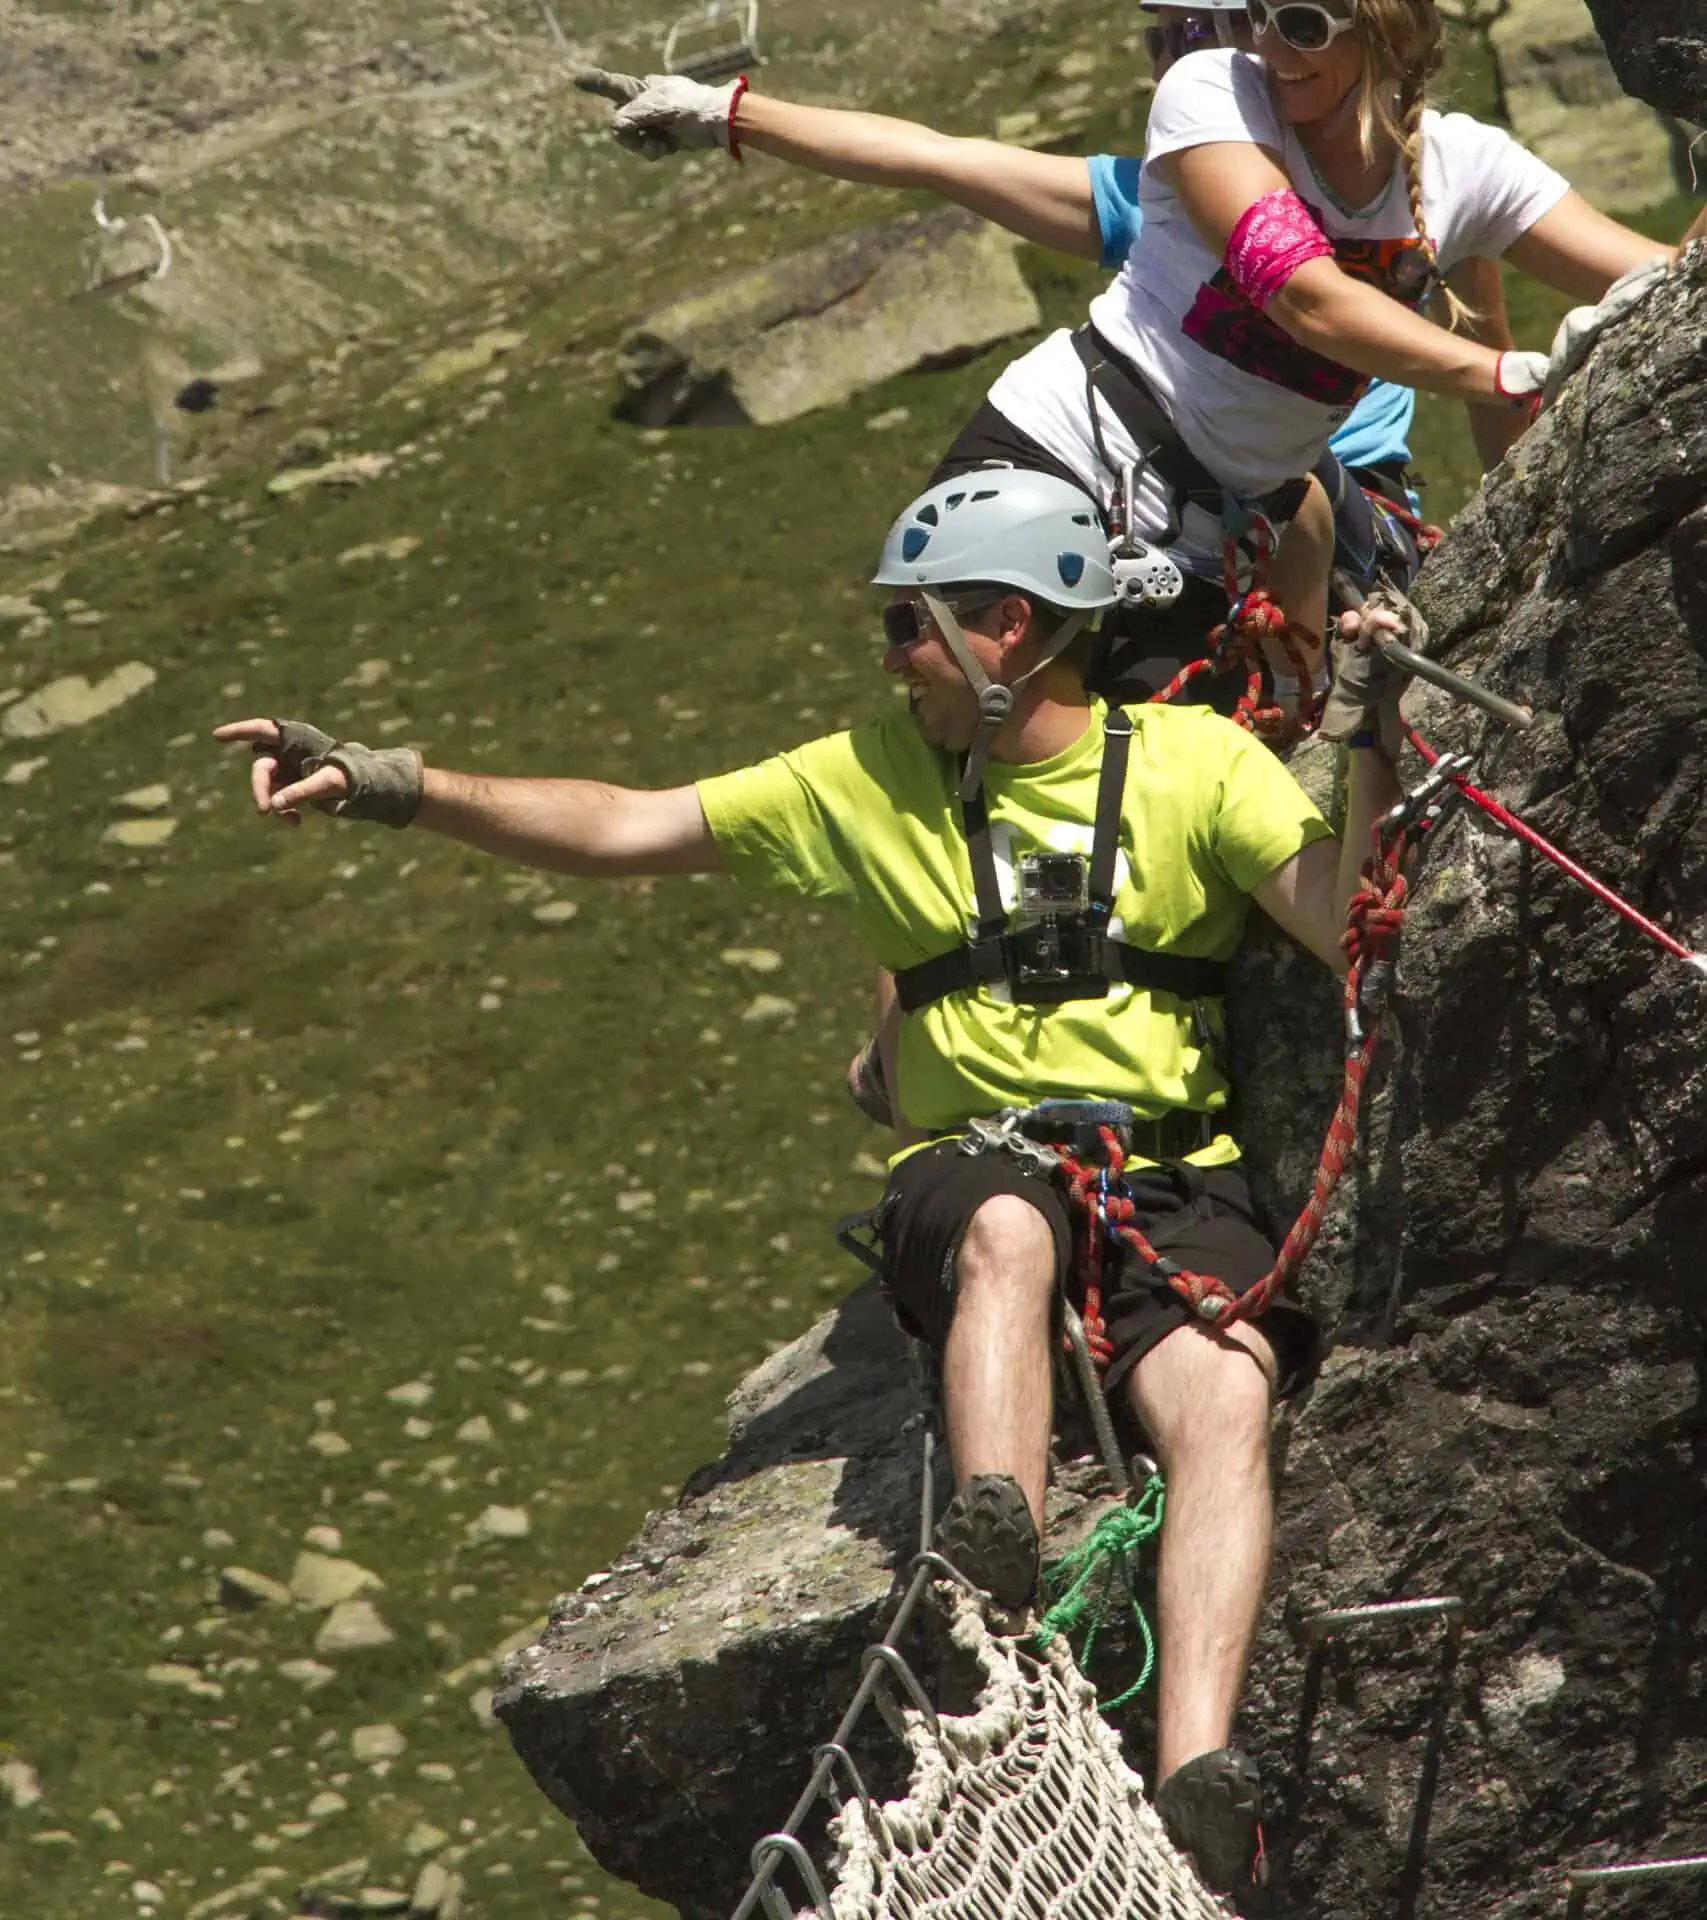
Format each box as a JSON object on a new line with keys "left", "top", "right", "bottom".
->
{"left": 1148, "top": 47, "right": 1279, "bottom": 151}
{"left": 1419, "top": 106, "right": 1526, "bottom": 167}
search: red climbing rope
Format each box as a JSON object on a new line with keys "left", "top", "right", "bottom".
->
{"left": 1148, "top": 530, "right": 1321, "bottom": 739}
{"left": 1056, "top": 823, "right": 1410, "bottom": 1351}
{"left": 1406, "top": 726, "right": 1707, "bottom": 973}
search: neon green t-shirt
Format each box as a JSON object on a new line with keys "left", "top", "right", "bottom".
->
{"left": 697, "top": 700, "right": 1333, "bottom": 1159}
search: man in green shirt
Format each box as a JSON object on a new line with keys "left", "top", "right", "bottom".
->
{"left": 216, "top": 470, "right": 1402, "bottom": 1892}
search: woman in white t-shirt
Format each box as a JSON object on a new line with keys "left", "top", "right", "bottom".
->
{"left": 989, "top": 0, "right": 1689, "bottom": 689}
{"left": 586, "top": 1, "right": 1696, "bottom": 705}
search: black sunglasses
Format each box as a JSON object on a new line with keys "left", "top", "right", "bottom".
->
{"left": 881, "top": 592, "right": 1005, "bottom": 650}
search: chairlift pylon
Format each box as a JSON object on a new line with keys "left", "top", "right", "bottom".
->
{"left": 78, "top": 196, "right": 173, "bottom": 299}
{"left": 662, "top": 0, "right": 761, "bottom": 83}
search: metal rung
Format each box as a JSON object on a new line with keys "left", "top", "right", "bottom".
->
{"left": 663, "top": 0, "right": 760, "bottom": 81}
{"left": 861, "top": 1643, "right": 941, "bottom": 1736}
{"left": 1295, "top": 1595, "right": 1465, "bottom": 1650}
{"left": 1564, "top": 1855, "right": 1707, "bottom": 1918}
{"left": 749, "top": 1834, "right": 832, "bottom": 1920}
{"left": 1290, "top": 1596, "right": 1467, "bottom": 1920}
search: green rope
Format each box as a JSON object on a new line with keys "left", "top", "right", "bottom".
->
{"left": 1028, "top": 1474, "right": 1165, "bottom": 1714}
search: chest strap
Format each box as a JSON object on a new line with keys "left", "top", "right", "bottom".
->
{"left": 893, "top": 708, "right": 1231, "bottom": 1014}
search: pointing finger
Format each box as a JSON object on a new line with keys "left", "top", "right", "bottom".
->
{"left": 575, "top": 67, "right": 646, "bottom": 105}
{"left": 213, "top": 717, "right": 282, "bottom": 747}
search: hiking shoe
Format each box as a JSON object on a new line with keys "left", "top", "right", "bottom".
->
{"left": 933, "top": 1473, "right": 1040, "bottom": 1611}
{"left": 1155, "top": 1748, "right": 1267, "bottom": 1894}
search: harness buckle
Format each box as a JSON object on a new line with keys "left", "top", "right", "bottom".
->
{"left": 959, "top": 1112, "right": 1062, "bottom": 1179}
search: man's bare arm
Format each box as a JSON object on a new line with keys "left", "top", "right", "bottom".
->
{"left": 1252, "top": 750, "right": 1403, "bottom": 975}
{"left": 417, "top": 770, "right": 722, "bottom": 876}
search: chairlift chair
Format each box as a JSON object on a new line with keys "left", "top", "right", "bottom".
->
{"left": 79, "top": 197, "right": 172, "bottom": 299}
{"left": 662, "top": 0, "right": 761, "bottom": 82}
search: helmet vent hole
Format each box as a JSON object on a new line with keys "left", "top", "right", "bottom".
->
{"left": 916, "top": 505, "right": 940, "bottom": 527}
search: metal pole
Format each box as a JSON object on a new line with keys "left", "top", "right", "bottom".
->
{"left": 1563, "top": 1855, "right": 1707, "bottom": 1918}
{"left": 1374, "top": 633, "right": 1535, "bottom": 732}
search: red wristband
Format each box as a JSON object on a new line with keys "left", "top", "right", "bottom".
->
{"left": 727, "top": 74, "right": 750, "bottom": 164}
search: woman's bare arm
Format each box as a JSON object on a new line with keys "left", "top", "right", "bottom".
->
{"left": 732, "top": 94, "right": 1104, "bottom": 259}
{"left": 1504, "top": 189, "right": 1676, "bottom": 301}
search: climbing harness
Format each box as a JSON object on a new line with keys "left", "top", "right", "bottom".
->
{"left": 1290, "top": 1597, "right": 1465, "bottom": 1920}
{"left": 893, "top": 708, "right": 1232, "bottom": 1014}
{"left": 727, "top": 1419, "right": 1227, "bottom": 1920}
{"left": 1070, "top": 322, "right": 1328, "bottom": 737}
{"left": 663, "top": 0, "right": 762, "bottom": 82}
{"left": 78, "top": 196, "right": 172, "bottom": 299}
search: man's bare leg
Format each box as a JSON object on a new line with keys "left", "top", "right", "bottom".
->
{"left": 1127, "top": 1319, "right": 1279, "bottom": 1778}
{"left": 941, "top": 1194, "right": 1056, "bottom": 1530}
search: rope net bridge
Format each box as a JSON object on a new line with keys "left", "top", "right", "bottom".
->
{"left": 730, "top": 1429, "right": 1236, "bottom": 1920}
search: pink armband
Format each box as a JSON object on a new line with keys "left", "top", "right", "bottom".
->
{"left": 1224, "top": 190, "right": 1334, "bottom": 310}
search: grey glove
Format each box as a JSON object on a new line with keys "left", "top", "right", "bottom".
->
{"left": 1320, "top": 588, "right": 1425, "bottom": 760}
{"left": 575, "top": 67, "right": 740, "bottom": 161}
{"left": 265, "top": 718, "right": 422, "bottom": 829}
{"left": 1541, "top": 255, "right": 1671, "bottom": 406}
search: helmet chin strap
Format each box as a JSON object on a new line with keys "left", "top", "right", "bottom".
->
{"left": 919, "top": 591, "right": 1093, "bottom": 800}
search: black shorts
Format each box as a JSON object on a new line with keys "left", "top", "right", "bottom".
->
{"left": 929, "top": 402, "right": 1287, "bottom": 716}
{"left": 877, "top": 1139, "right": 1323, "bottom": 1402}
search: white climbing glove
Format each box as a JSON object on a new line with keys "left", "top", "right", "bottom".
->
{"left": 1541, "top": 255, "right": 1672, "bottom": 406}
{"left": 1494, "top": 349, "right": 1550, "bottom": 407}
{"left": 575, "top": 68, "right": 744, "bottom": 161}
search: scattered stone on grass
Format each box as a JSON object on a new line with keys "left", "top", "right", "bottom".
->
{"left": 218, "top": 1566, "right": 294, "bottom": 1611}
{"left": 278, "top": 1659, "right": 336, "bottom": 1691}
{"left": 315, "top": 1601, "right": 396, "bottom": 1654}
{"left": 102, "top": 817, "right": 177, "bottom": 849}
{"left": 531, "top": 900, "right": 580, "bottom": 926}
{"left": 0, "top": 1758, "right": 43, "bottom": 1808}
{"left": 719, "top": 947, "right": 783, "bottom": 973}
{"left": 350, "top": 1724, "right": 408, "bottom": 1765}
{"left": 1, "top": 663, "right": 156, "bottom": 740}
{"left": 741, "top": 993, "right": 796, "bottom": 1024}
{"left": 144, "top": 1663, "right": 223, "bottom": 1700}
{"left": 116, "top": 783, "right": 171, "bottom": 812}
{"left": 267, "top": 452, "right": 395, "bottom": 498}
{"left": 293, "top": 1543, "right": 385, "bottom": 1605}
{"left": 465, "top": 1505, "right": 530, "bottom": 1544}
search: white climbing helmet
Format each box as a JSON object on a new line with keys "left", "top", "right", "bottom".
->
{"left": 873, "top": 471, "right": 1117, "bottom": 797}
{"left": 1138, "top": 0, "right": 1247, "bottom": 47}
{"left": 872, "top": 468, "right": 1117, "bottom": 609}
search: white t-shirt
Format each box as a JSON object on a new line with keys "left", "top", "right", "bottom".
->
{"left": 987, "top": 49, "right": 1569, "bottom": 545}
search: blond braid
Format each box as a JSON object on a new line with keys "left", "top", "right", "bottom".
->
{"left": 1398, "top": 80, "right": 1471, "bottom": 329}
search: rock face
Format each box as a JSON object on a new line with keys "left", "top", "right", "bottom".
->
{"left": 613, "top": 207, "right": 1042, "bottom": 428}
{"left": 1494, "top": 0, "right": 1682, "bottom": 213}
{"left": 1586, "top": 0, "right": 1707, "bottom": 121}
{"left": 498, "top": 254, "right": 1707, "bottom": 1918}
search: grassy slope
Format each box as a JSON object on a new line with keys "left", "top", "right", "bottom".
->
{"left": 0, "top": 9, "right": 1695, "bottom": 1919}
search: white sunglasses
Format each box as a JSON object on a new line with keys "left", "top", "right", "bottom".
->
{"left": 1246, "top": 0, "right": 1358, "bottom": 53}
